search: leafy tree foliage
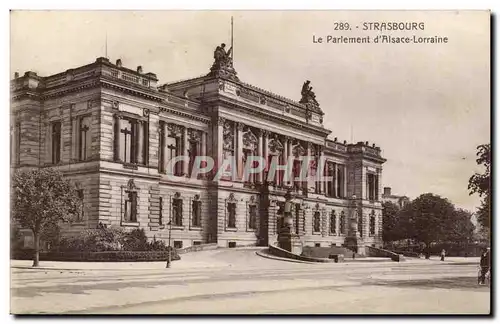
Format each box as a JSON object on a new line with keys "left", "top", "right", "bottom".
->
{"left": 382, "top": 201, "right": 403, "bottom": 242}
{"left": 468, "top": 144, "right": 491, "bottom": 232}
{"left": 445, "top": 208, "right": 475, "bottom": 244}
{"left": 12, "top": 168, "right": 81, "bottom": 266}
{"left": 398, "top": 193, "right": 456, "bottom": 247}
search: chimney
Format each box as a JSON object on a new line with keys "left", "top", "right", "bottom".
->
{"left": 334, "top": 137, "right": 337, "bottom": 142}
{"left": 137, "top": 66, "right": 143, "bottom": 73}
{"left": 116, "top": 59, "right": 122, "bottom": 67}
{"left": 383, "top": 187, "right": 391, "bottom": 196}
{"left": 14, "top": 72, "right": 19, "bottom": 79}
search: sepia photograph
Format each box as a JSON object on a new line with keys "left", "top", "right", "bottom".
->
{"left": 9, "top": 10, "right": 491, "bottom": 315}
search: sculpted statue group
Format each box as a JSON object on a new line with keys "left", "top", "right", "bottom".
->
{"left": 213, "top": 43, "right": 234, "bottom": 70}
{"left": 209, "top": 43, "right": 238, "bottom": 80}
{"left": 300, "top": 80, "right": 319, "bottom": 106}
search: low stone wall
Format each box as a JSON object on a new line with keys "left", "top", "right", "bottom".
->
{"left": 365, "top": 245, "right": 405, "bottom": 262}
{"left": 177, "top": 243, "right": 218, "bottom": 254}
{"left": 268, "top": 245, "right": 336, "bottom": 263}
{"left": 302, "top": 246, "right": 365, "bottom": 259}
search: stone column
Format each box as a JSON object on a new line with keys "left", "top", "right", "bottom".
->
{"left": 263, "top": 130, "right": 269, "bottom": 182}
{"left": 318, "top": 147, "right": 324, "bottom": 194}
{"left": 201, "top": 131, "right": 207, "bottom": 157}
{"left": 183, "top": 126, "right": 189, "bottom": 176}
{"left": 236, "top": 122, "right": 244, "bottom": 181}
{"left": 137, "top": 121, "right": 143, "bottom": 165}
{"left": 162, "top": 122, "right": 168, "bottom": 172}
{"left": 257, "top": 130, "right": 263, "bottom": 183}
{"left": 215, "top": 117, "right": 225, "bottom": 179}
{"left": 283, "top": 136, "right": 289, "bottom": 185}
{"left": 71, "top": 117, "right": 78, "bottom": 161}
{"left": 113, "top": 114, "right": 122, "bottom": 162}
{"left": 306, "top": 143, "right": 312, "bottom": 193}
{"left": 376, "top": 168, "right": 381, "bottom": 201}
{"left": 343, "top": 164, "right": 347, "bottom": 199}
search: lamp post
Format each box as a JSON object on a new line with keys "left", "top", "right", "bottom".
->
{"left": 166, "top": 218, "right": 172, "bottom": 268}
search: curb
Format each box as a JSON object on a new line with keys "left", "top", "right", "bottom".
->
{"left": 255, "top": 250, "right": 319, "bottom": 264}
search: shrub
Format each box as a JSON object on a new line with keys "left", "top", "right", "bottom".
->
{"left": 12, "top": 249, "right": 180, "bottom": 262}
{"left": 57, "top": 227, "right": 126, "bottom": 252}
{"left": 122, "top": 228, "right": 148, "bottom": 251}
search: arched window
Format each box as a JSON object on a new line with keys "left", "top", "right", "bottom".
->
{"left": 313, "top": 211, "right": 321, "bottom": 233}
{"left": 370, "top": 210, "right": 376, "bottom": 236}
{"left": 172, "top": 192, "right": 183, "bottom": 226}
{"left": 340, "top": 211, "right": 346, "bottom": 234}
{"left": 227, "top": 193, "right": 237, "bottom": 228}
{"left": 192, "top": 194, "right": 202, "bottom": 227}
{"left": 247, "top": 195, "right": 257, "bottom": 230}
{"left": 123, "top": 179, "right": 138, "bottom": 223}
{"left": 330, "top": 210, "right": 336, "bottom": 234}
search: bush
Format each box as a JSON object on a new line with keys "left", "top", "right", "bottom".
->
{"left": 122, "top": 228, "right": 148, "bottom": 251}
{"left": 12, "top": 249, "right": 180, "bottom": 262}
{"left": 57, "top": 227, "right": 126, "bottom": 252}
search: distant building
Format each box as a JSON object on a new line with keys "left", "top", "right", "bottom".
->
{"left": 381, "top": 187, "right": 410, "bottom": 209}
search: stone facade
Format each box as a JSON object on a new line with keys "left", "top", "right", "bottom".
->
{"left": 11, "top": 50, "right": 386, "bottom": 252}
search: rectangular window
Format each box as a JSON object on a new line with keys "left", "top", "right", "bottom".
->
{"left": 173, "top": 198, "right": 183, "bottom": 226}
{"left": 330, "top": 213, "right": 336, "bottom": 234}
{"left": 367, "top": 173, "right": 376, "bottom": 201}
{"left": 193, "top": 241, "right": 201, "bottom": 246}
{"left": 192, "top": 200, "right": 201, "bottom": 227}
{"left": 77, "top": 189, "right": 84, "bottom": 222}
{"left": 228, "top": 242, "right": 236, "bottom": 248}
{"left": 116, "top": 117, "right": 148, "bottom": 165}
{"left": 79, "top": 116, "right": 92, "bottom": 161}
{"left": 159, "top": 196, "right": 163, "bottom": 226}
{"left": 51, "top": 121, "right": 61, "bottom": 164}
{"left": 248, "top": 205, "right": 257, "bottom": 229}
{"left": 313, "top": 211, "right": 321, "bottom": 233}
{"left": 124, "top": 191, "right": 138, "bottom": 222}
{"left": 227, "top": 202, "right": 236, "bottom": 228}
{"left": 174, "top": 241, "right": 183, "bottom": 249}
{"left": 336, "top": 166, "right": 343, "bottom": 198}
{"left": 167, "top": 133, "right": 182, "bottom": 176}
{"left": 370, "top": 215, "right": 376, "bottom": 235}
{"left": 340, "top": 214, "right": 346, "bottom": 234}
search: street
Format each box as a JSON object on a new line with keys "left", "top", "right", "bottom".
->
{"left": 10, "top": 248, "right": 490, "bottom": 314}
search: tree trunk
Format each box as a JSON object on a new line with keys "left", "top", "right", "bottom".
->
{"left": 32, "top": 231, "right": 40, "bottom": 267}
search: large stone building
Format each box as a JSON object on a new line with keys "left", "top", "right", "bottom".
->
{"left": 10, "top": 43, "right": 386, "bottom": 252}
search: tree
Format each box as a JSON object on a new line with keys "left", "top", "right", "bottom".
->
{"left": 444, "top": 209, "right": 475, "bottom": 246}
{"left": 12, "top": 168, "right": 81, "bottom": 266}
{"left": 382, "top": 201, "right": 403, "bottom": 243}
{"left": 398, "top": 193, "right": 456, "bottom": 248}
{"left": 468, "top": 144, "right": 491, "bottom": 233}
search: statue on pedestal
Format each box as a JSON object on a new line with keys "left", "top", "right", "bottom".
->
{"left": 300, "top": 80, "right": 319, "bottom": 106}
{"left": 208, "top": 43, "right": 239, "bottom": 81}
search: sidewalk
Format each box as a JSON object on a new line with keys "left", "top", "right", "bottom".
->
{"left": 10, "top": 249, "right": 232, "bottom": 272}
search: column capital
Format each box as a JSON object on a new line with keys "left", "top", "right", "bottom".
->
{"left": 217, "top": 117, "right": 226, "bottom": 126}
{"left": 237, "top": 122, "right": 245, "bottom": 131}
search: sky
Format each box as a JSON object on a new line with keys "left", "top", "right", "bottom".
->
{"left": 10, "top": 10, "right": 490, "bottom": 212}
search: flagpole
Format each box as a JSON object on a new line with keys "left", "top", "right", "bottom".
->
{"left": 231, "top": 16, "right": 234, "bottom": 60}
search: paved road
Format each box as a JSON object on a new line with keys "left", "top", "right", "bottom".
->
{"left": 10, "top": 249, "right": 490, "bottom": 314}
